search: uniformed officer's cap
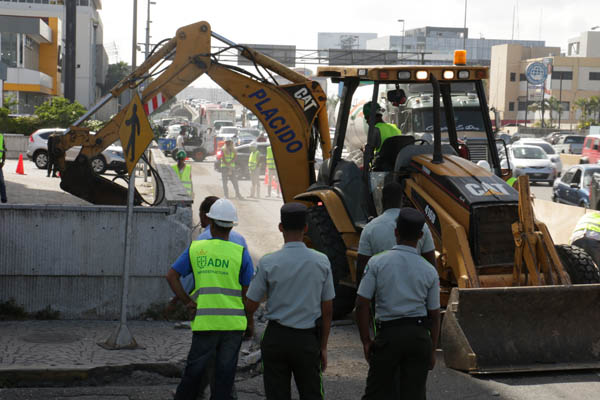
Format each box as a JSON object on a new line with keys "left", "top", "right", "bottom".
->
{"left": 396, "top": 208, "right": 425, "bottom": 240}
{"left": 281, "top": 202, "right": 307, "bottom": 230}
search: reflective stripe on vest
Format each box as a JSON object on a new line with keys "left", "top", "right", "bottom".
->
{"left": 507, "top": 177, "right": 517, "bottom": 187}
{"left": 189, "top": 239, "right": 246, "bottom": 331}
{"left": 375, "top": 122, "right": 402, "bottom": 153}
{"left": 572, "top": 212, "right": 600, "bottom": 235}
{"left": 0, "top": 134, "right": 4, "bottom": 156}
{"left": 266, "top": 146, "right": 275, "bottom": 169}
{"left": 221, "top": 150, "right": 236, "bottom": 168}
{"left": 248, "top": 150, "right": 259, "bottom": 170}
{"left": 172, "top": 164, "right": 192, "bottom": 196}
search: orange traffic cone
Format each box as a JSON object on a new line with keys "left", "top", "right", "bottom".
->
{"left": 16, "top": 154, "right": 25, "bottom": 175}
{"left": 264, "top": 166, "right": 269, "bottom": 184}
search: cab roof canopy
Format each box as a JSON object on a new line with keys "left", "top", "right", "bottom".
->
{"left": 316, "top": 65, "right": 488, "bottom": 83}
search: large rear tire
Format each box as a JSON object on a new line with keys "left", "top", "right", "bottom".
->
{"left": 307, "top": 205, "right": 356, "bottom": 319}
{"left": 555, "top": 244, "right": 600, "bottom": 284}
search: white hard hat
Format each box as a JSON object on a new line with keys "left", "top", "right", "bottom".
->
{"left": 477, "top": 160, "right": 492, "bottom": 172}
{"left": 206, "top": 198, "right": 238, "bottom": 228}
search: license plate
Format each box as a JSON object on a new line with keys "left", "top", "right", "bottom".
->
{"left": 532, "top": 173, "right": 545, "bottom": 178}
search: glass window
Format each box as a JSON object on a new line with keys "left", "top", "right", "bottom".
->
{"left": 1, "top": 32, "right": 18, "bottom": 68}
{"left": 508, "top": 102, "right": 515, "bottom": 111}
{"left": 585, "top": 138, "right": 593, "bottom": 149}
{"left": 510, "top": 72, "right": 516, "bottom": 82}
{"left": 512, "top": 146, "right": 547, "bottom": 159}
{"left": 522, "top": 142, "right": 555, "bottom": 154}
{"left": 589, "top": 72, "right": 600, "bottom": 81}
{"left": 553, "top": 71, "right": 573, "bottom": 80}
{"left": 519, "top": 73, "right": 526, "bottom": 81}
{"left": 562, "top": 169, "right": 575, "bottom": 183}
{"left": 565, "top": 136, "right": 584, "bottom": 144}
{"left": 584, "top": 169, "right": 600, "bottom": 187}
{"left": 518, "top": 101, "right": 528, "bottom": 111}
{"left": 414, "top": 107, "right": 485, "bottom": 133}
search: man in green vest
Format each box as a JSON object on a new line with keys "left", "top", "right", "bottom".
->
{"left": 172, "top": 150, "right": 193, "bottom": 197}
{"left": 248, "top": 143, "right": 261, "bottom": 198}
{"left": 363, "top": 101, "right": 401, "bottom": 155}
{"left": 0, "top": 132, "right": 7, "bottom": 203}
{"left": 221, "top": 139, "right": 242, "bottom": 199}
{"left": 570, "top": 211, "right": 600, "bottom": 268}
{"left": 265, "top": 145, "right": 280, "bottom": 197}
{"left": 167, "top": 199, "right": 254, "bottom": 400}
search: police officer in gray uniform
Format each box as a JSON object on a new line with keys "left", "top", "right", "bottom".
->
{"left": 356, "top": 208, "right": 441, "bottom": 399}
{"left": 357, "top": 182, "right": 436, "bottom": 283}
{"left": 246, "top": 202, "right": 335, "bottom": 400}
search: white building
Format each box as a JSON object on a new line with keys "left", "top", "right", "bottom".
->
{"left": 0, "top": 0, "right": 107, "bottom": 113}
{"left": 568, "top": 30, "right": 600, "bottom": 58}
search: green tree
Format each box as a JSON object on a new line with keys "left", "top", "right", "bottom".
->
{"left": 546, "top": 97, "right": 563, "bottom": 128}
{"left": 574, "top": 97, "right": 591, "bottom": 129}
{"left": 589, "top": 96, "right": 600, "bottom": 124}
{"left": 34, "top": 97, "right": 87, "bottom": 128}
{"left": 104, "top": 61, "right": 131, "bottom": 94}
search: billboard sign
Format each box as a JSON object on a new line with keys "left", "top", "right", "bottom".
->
{"left": 525, "top": 62, "right": 547, "bottom": 85}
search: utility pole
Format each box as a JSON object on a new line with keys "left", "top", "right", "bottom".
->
{"left": 398, "top": 19, "right": 405, "bottom": 64}
{"left": 463, "top": 0, "right": 468, "bottom": 50}
{"left": 64, "top": 0, "right": 77, "bottom": 102}
{"left": 145, "top": 1, "right": 156, "bottom": 59}
{"left": 132, "top": 0, "right": 138, "bottom": 70}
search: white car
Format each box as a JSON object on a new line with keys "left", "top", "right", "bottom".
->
{"left": 513, "top": 138, "right": 563, "bottom": 177}
{"left": 501, "top": 145, "right": 556, "bottom": 185}
{"left": 26, "top": 128, "right": 126, "bottom": 174}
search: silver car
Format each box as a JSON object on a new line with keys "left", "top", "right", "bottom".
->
{"left": 513, "top": 138, "right": 563, "bottom": 177}
{"left": 502, "top": 145, "right": 556, "bottom": 185}
{"left": 26, "top": 128, "right": 125, "bottom": 174}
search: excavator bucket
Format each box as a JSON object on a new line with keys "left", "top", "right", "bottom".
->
{"left": 442, "top": 285, "right": 600, "bottom": 374}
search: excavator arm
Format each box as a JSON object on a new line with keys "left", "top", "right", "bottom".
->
{"left": 52, "top": 21, "right": 330, "bottom": 205}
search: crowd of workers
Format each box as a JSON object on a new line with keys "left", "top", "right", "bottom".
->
{"left": 166, "top": 183, "right": 440, "bottom": 399}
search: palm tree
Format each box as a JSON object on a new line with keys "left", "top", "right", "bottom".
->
{"left": 546, "top": 97, "right": 563, "bottom": 128}
{"left": 527, "top": 102, "right": 540, "bottom": 124}
{"left": 589, "top": 96, "right": 600, "bottom": 124}
{"left": 574, "top": 97, "right": 591, "bottom": 128}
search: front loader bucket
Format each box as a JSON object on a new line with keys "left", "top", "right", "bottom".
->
{"left": 442, "top": 285, "right": 600, "bottom": 374}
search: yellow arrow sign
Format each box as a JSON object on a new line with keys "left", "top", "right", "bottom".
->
{"left": 118, "top": 93, "right": 154, "bottom": 176}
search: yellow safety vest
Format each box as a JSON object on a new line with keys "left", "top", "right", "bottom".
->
{"left": 189, "top": 239, "right": 246, "bottom": 331}
{"left": 266, "top": 146, "right": 275, "bottom": 170}
{"left": 172, "top": 164, "right": 192, "bottom": 196}
{"left": 0, "top": 134, "right": 5, "bottom": 157}
{"left": 506, "top": 177, "right": 517, "bottom": 187}
{"left": 375, "top": 122, "right": 402, "bottom": 153}
{"left": 571, "top": 212, "right": 600, "bottom": 242}
{"left": 221, "top": 149, "right": 236, "bottom": 168}
{"left": 248, "top": 150, "right": 259, "bottom": 170}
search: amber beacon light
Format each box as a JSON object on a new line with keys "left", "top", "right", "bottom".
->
{"left": 454, "top": 50, "right": 467, "bottom": 65}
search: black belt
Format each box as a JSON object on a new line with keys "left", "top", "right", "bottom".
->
{"left": 377, "top": 317, "right": 430, "bottom": 330}
{"left": 268, "top": 320, "right": 317, "bottom": 334}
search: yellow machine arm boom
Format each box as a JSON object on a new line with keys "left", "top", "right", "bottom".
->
{"left": 52, "top": 21, "right": 330, "bottom": 205}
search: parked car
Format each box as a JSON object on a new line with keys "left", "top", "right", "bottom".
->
{"left": 552, "top": 164, "right": 600, "bottom": 208}
{"left": 27, "top": 128, "right": 125, "bottom": 174}
{"left": 554, "top": 135, "right": 585, "bottom": 155}
{"left": 581, "top": 135, "right": 600, "bottom": 164}
{"left": 214, "top": 141, "right": 269, "bottom": 179}
{"left": 513, "top": 138, "right": 562, "bottom": 176}
{"left": 500, "top": 145, "right": 556, "bottom": 185}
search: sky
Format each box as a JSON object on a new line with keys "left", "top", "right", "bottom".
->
{"left": 99, "top": 0, "right": 600, "bottom": 86}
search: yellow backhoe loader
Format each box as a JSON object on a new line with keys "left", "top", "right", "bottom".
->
{"left": 50, "top": 21, "right": 600, "bottom": 374}
{"left": 295, "top": 61, "right": 600, "bottom": 374}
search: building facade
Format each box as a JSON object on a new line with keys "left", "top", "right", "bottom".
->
{"left": 0, "top": 0, "right": 106, "bottom": 114}
{"left": 489, "top": 43, "right": 600, "bottom": 127}
{"left": 367, "top": 26, "right": 546, "bottom": 66}
{"left": 568, "top": 31, "right": 600, "bottom": 58}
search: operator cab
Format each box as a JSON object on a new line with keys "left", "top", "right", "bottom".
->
{"left": 315, "top": 53, "right": 509, "bottom": 226}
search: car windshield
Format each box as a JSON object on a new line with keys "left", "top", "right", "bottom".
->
{"left": 584, "top": 169, "right": 600, "bottom": 187}
{"left": 523, "top": 142, "right": 555, "bottom": 154}
{"left": 513, "top": 147, "right": 547, "bottom": 159}
{"left": 220, "top": 127, "right": 238, "bottom": 134}
{"left": 413, "top": 107, "right": 485, "bottom": 132}
{"left": 564, "top": 136, "right": 584, "bottom": 144}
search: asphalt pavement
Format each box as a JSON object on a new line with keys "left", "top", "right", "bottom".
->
{"left": 2, "top": 157, "right": 600, "bottom": 399}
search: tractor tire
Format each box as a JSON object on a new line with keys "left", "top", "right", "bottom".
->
{"left": 555, "top": 244, "right": 600, "bottom": 284}
{"left": 307, "top": 205, "right": 356, "bottom": 319}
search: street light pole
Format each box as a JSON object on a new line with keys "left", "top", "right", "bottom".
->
{"left": 398, "top": 19, "right": 405, "bottom": 63}
{"left": 463, "top": 0, "right": 468, "bottom": 50}
{"left": 145, "top": 1, "right": 156, "bottom": 59}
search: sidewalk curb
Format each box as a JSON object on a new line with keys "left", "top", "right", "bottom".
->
{"left": 0, "top": 362, "right": 183, "bottom": 388}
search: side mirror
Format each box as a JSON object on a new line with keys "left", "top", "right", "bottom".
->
{"left": 387, "top": 89, "right": 407, "bottom": 106}
{"left": 570, "top": 182, "right": 580, "bottom": 188}
{"left": 594, "top": 144, "right": 599, "bottom": 151}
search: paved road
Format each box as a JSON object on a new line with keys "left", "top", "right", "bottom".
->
{"left": 3, "top": 158, "right": 600, "bottom": 399}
